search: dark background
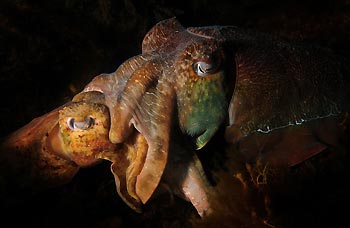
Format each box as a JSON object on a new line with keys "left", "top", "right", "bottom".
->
{"left": 1, "top": 0, "right": 350, "bottom": 227}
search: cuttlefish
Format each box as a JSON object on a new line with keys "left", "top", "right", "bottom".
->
{"left": 1, "top": 17, "right": 350, "bottom": 226}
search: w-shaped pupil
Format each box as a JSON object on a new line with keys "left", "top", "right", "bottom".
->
{"left": 67, "top": 116, "right": 95, "bottom": 130}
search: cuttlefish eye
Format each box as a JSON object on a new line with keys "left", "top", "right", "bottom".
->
{"left": 67, "top": 116, "right": 95, "bottom": 130}
{"left": 192, "top": 58, "right": 220, "bottom": 77}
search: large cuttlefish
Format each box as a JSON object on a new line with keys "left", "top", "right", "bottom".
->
{"left": 1, "top": 17, "right": 350, "bottom": 226}
{"left": 81, "top": 17, "right": 350, "bottom": 204}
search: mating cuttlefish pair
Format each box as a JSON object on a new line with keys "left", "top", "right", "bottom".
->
{"left": 1, "top": 18, "right": 350, "bottom": 223}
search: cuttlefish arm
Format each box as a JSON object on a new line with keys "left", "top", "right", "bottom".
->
{"left": 132, "top": 79, "right": 175, "bottom": 204}
{"left": 82, "top": 63, "right": 175, "bottom": 204}
{"left": 163, "top": 141, "right": 213, "bottom": 217}
{"left": 108, "top": 133, "right": 148, "bottom": 209}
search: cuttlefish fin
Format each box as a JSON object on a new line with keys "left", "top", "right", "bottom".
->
{"left": 273, "top": 126, "right": 329, "bottom": 167}
{"left": 287, "top": 142, "right": 327, "bottom": 167}
{"left": 251, "top": 124, "right": 329, "bottom": 168}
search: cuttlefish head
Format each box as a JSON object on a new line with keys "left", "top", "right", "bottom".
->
{"left": 46, "top": 92, "right": 148, "bottom": 212}
{"left": 48, "top": 102, "right": 112, "bottom": 167}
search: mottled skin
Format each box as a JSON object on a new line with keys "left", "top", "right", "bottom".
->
{"left": 53, "top": 102, "right": 114, "bottom": 167}
{"left": 1, "top": 18, "right": 350, "bottom": 224}
{"left": 175, "top": 40, "right": 231, "bottom": 149}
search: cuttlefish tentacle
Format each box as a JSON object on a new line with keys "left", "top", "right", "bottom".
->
{"left": 81, "top": 58, "right": 173, "bottom": 204}
{"left": 96, "top": 132, "right": 148, "bottom": 212}
{"left": 83, "top": 54, "right": 149, "bottom": 95}
{"left": 82, "top": 54, "right": 151, "bottom": 144}
{"left": 133, "top": 79, "right": 176, "bottom": 203}
{"left": 163, "top": 140, "right": 213, "bottom": 217}
{"left": 125, "top": 133, "right": 148, "bottom": 201}
{"left": 111, "top": 60, "right": 162, "bottom": 143}
{"left": 72, "top": 52, "right": 171, "bottom": 205}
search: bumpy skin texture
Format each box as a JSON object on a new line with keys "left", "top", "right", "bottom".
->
{"left": 82, "top": 18, "right": 349, "bottom": 208}
{"left": 56, "top": 102, "right": 113, "bottom": 166}
{"left": 1, "top": 18, "right": 349, "bottom": 222}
